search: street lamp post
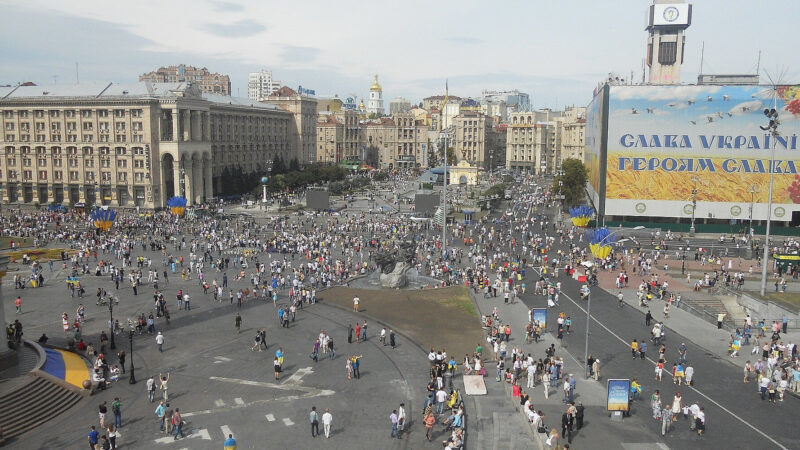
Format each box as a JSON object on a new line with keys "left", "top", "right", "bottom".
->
{"left": 689, "top": 183, "right": 698, "bottom": 237}
{"left": 128, "top": 329, "right": 136, "bottom": 384}
{"left": 681, "top": 240, "right": 689, "bottom": 275}
{"left": 747, "top": 184, "right": 760, "bottom": 241}
{"left": 108, "top": 298, "right": 116, "bottom": 350}
{"left": 583, "top": 285, "right": 592, "bottom": 379}
{"left": 179, "top": 166, "right": 186, "bottom": 198}
{"left": 760, "top": 98, "right": 780, "bottom": 297}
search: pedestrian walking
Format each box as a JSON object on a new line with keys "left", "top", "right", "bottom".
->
{"left": 310, "top": 406, "right": 320, "bottom": 437}
{"left": 322, "top": 408, "right": 333, "bottom": 438}
{"left": 172, "top": 408, "right": 185, "bottom": 440}
{"left": 390, "top": 409, "right": 399, "bottom": 438}
{"left": 353, "top": 296, "right": 360, "bottom": 312}
{"left": 147, "top": 375, "right": 156, "bottom": 402}
{"left": 155, "top": 331, "right": 164, "bottom": 352}
{"left": 235, "top": 313, "right": 242, "bottom": 333}
{"left": 111, "top": 397, "right": 122, "bottom": 428}
{"left": 15, "top": 296, "right": 21, "bottom": 314}
{"left": 117, "top": 350, "right": 126, "bottom": 374}
{"left": 159, "top": 372, "right": 170, "bottom": 401}
{"left": 424, "top": 407, "right": 436, "bottom": 441}
{"left": 274, "top": 356, "right": 282, "bottom": 380}
{"left": 397, "top": 402, "right": 406, "bottom": 438}
{"left": 88, "top": 426, "right": 99, "bottom": 450}
{"left": 223, "top": 433, "right": 237, "bottom": 450}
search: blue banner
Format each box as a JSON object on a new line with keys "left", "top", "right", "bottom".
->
{"left": 532, "top": 308, "right": 547, "bottom": 330}
{"left": 607, "top": 379, "right": 630, "bottom": 411}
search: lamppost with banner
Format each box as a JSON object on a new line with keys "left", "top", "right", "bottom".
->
{"left": 128, "top": 326, "right": 136, "bottom": 384}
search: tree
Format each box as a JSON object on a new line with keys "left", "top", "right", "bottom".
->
{"left": 289, "top": 158, "right": 300, "bottom": 172}
{"left": 553, "top": 158, "right": 588, "bottom": 207}
{"left": 271, "top": 155, "right": 286, "bottom": 175}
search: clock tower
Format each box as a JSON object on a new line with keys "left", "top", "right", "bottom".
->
{"left": 646, "top": 1, "right": 692, "bottom": 84}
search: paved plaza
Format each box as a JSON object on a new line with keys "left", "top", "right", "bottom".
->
{"left": 1, "top": 175, "right": 799, "bottom": 450}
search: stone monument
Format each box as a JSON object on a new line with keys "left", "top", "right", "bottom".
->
{"left": 376, "top": 240, "right": 416, "bottom": 288}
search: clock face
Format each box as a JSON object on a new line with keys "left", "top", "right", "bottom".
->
{"left": 663, "top": 6, "right": 679, "bottom": 22}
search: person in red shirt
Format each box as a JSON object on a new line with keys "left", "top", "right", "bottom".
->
{"left": 15, "top": 297, "right": 22, "bottom": 314}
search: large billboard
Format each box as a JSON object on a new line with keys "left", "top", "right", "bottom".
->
{"left": 306, "top": 190, "right": 330, "bottom": 210}
{"left": 585, "top": 85, "right": 608, "bottom": 213}
{"left": 600, "top": 84, "right": 800, "bottom": 220}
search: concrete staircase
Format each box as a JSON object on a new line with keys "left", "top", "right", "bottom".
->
{"left": 0, "top": 375, "right": 82, "bottom": 443}
{"left": 677, "top": 294, "right": 737, "bottom": 329}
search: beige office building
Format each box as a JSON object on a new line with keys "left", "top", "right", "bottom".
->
{"left": 453, "top": 112, "right": 492, "bottom": 167}
{"left": 268, "top": 87, "right": 318, "bottom": 166}
{"left": 0, "top": 82, "right": 292, "bottom": 208}
{"left": 140, "top": 64, "right": 231, "bottom": 95}
{"left": 505, "top": 112, "right": 552, "bottom": 174}
{"left": 361, "top": 113, "right": 429, "bottom": 169}
{"left": 316, "top": 110, "right": 360, "bottom": 163}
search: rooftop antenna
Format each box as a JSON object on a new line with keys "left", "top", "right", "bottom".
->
{"left": 699, "top": 41, "right": 705, "bottom": 75}
{"left": 76, "top": 62, "right": 80, "bottom": 84}
{"left": 641, "top": 58, "right": 646, "bottom": 84}
{"left": 756, "top": 50, "right": 761, "bottom": 76}
{"left": 52, "top": 75, "right": 57, "bottom": 85}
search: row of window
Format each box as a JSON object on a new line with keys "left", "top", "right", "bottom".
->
{"left": 4, "top": 170, "right": 147, "bottom": 182}
{"left": 3, "top": 146, "right": 147, "bottom": 155}
{"left": 2, "top": 109, "right": 143, "bottom": 119}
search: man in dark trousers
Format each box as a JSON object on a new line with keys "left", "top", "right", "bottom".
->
{"left": 561, "top": 410, "right": 572, "bottom": 444}
{"left": 645, "top": 310, "right": 653, "bottom": 327}
{"left": 575, "top": 401, "right": 585, "bottom": 430}
{"left": 348, "top": 324, "right": 353, "bottom": 344}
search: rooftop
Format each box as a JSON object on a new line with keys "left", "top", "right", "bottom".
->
{"left": 0, "top": 81, "right": 284, "bottom": 111}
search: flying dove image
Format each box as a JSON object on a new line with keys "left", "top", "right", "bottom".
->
{"left": 728, "top": 100, "right": 762, "bottom": 117}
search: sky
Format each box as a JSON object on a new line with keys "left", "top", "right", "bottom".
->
{"left": 1, "top": 0, "right": 797, "bottom": 109}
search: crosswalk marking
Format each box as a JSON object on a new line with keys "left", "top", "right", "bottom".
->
{"left": 214, "top": 399, "right": 225, "bottom": 407}
{"left": 234, "top": 397, "right": 244, "bottom": 405}
{"left": 153, "top": 428, "right": 211, "bottom": 444}
{"left": 265, "top": 414, "right": 275, "bottom": 422}
{"left": 220, "top": 425, "right": 233, "bottom": 438}
{"left": 282, "top": 418, "right": 294, "bottom": 426}
{"left": 213, "top": 356, "right": 232, "bottom": 364}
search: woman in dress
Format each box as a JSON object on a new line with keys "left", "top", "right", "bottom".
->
{"left": 651, "top": 390, "right": 662, "bottom": 420}
{"left": 62, "top": 312, "right": 70, "bottom": 332}
{"left": 671, "top": 392, "right": 682, "bottom": 422}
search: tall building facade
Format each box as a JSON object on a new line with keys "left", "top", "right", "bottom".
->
{"left": 267, "top": 87, "right": 318, "bottom": 166}
{"left": 453, "top": 112, "right": 491, "bottom": 167}
{"left": 315, "top": 110, "right": 360, "bottom": 164}
{"left": 482, "top": 90, "right": 530, "bottom": 114}
{"left": 646, "top": 1, "right": 692, "bottom": 84}
{"left": 361, "top": 114, "right": 429, "bottom": 169}
{"left": 248, "top": 69, "right": 282, "bottom": 101}
{"left": 554, "top": 106, "right": 586, "bottom": 169}
{"left": 0, "top": 82, "right": 292, "bottom": 208}
{"left": 139, "top": 65, "right": 231, "bottom": 95}
{"left": 389, "top": 97, "right": 411, "bottom": 114}
{"left": 367, "top": 75, "right": 384, "bottom": 115}
{"left": 505, "top": 113, "right": 552, "bottom": 174}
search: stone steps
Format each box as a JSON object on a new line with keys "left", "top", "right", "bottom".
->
{"left": 0, "top": 375, "right": 82, "bottom": 442}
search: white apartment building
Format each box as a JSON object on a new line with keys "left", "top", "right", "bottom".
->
{"left": 248, "top": 69, "right": 282, "bottom": 101}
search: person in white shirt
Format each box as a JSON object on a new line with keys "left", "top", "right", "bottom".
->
{"left": 527, "top": 363, "right": 537, "bottom": 388}
{"left": 397, "top": 403, "right": 406, "bottom": 437}
{"left": 322, "top": 408, "right": 333, "bottom": 438}
{"left": 155, "top": 332, "right": 165, "bottom": 352}
{"left": 436, "top": 389, "right": 448, "bottom": 414}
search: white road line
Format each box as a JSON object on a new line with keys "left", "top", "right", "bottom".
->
{"left": 533, "top": 266, "right": 789, "bottom": 450}
{"left": 282, "top": 418, "right": 295, "bottom": 426}
{"left": 220, "top": 425, "right": 233, "bottom": 438}
{"left": 283, "top": 366, "right": 314, "bottom": 384}
{"left": 214, "top": 399, "right": 225, "bottom": 407}
{"left": 213, "top": 356, "right": 232, "bottom": 364}
{"left": 234, "top": 397, "right": 244, "bottom": 405}
{"left": 266, "top": 414, "right": 275, "bottom": 422}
